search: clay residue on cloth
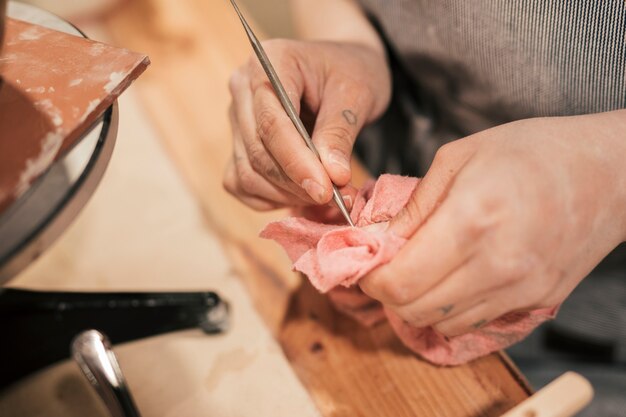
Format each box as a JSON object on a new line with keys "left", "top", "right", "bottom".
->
{"left": 260, "top": 174, "right": 557, "bottom": 365}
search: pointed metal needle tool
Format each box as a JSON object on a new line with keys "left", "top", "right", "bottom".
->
{"left": 229, "top": 0, "right": 356, "bottom": 227}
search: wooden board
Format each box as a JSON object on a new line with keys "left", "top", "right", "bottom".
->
{"left": 102, "top": 0, "right": 533, "bottom": 415}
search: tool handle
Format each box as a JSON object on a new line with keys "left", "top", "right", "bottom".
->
{"left": 500, "top": 372, "right": 593, "bottom": 417}
{"left": 72, "top": 330, "right": 142, "bottom": 417}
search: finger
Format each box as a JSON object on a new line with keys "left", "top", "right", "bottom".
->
{"left": 359, "top": 189, "right": 486, "bottom": 306}
{"left": 231, "top": 115, "right": 308, "bottom": 206}
{"left": 250, "top": 72, "right": 333, "bottom": 205}
{"left": 431, "top": 301, "right": 496, "bottom": 337}
{"left": 236, "top": 193, "right": 281, "bottom": 211}
{"left": 246, "top": 46, "right": 307, "bottom": 112}
{"left": 223, "top": 159, "right": 281, "bottom": 211}
{"left": 386, "top": 247, "right": 538, "bottom": 328}
{"left": 386, "top": 256, "right": 486, "bottom": 328}
{"left": 231, "top": 73, "right": 317, "bottom": 204}
{"left": 232, "top": 141, "right": 299, "bottom": 206}
{"left": 388, "top": 139, "right": 478, "bottom": 238}
{"left": 311, "top": 76, "right": 374, "bottom": 186}
{"left": 295, "top": 184, "right": 358, "bottom": 223}
{"left": 431, "top": 277, "right": 548, "bottom": 338}
{"left": 327, "top": 286, "right": 375, "bottom": 309}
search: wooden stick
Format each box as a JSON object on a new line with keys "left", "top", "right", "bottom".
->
{"left": 501, "top": 372, "right": 593, "bottom": 417}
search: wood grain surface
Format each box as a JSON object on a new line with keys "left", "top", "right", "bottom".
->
{"left": 102, "top": 0, "right": 533, "bottom": 415}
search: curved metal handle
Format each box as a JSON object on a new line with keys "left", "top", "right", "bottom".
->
{"left": 71, "top": 330, "right": 141, "bottom": 417}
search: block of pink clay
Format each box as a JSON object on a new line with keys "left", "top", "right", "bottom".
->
{"left": 0, "top": 18, "right": 149, "bottom": 212}
{"left": 261, "top": 174, "right": 558, "bottom": 365}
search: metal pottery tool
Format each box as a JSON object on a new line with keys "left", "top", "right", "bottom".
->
{"left": 229, "top": 0, "right": 356, "bottom": 227}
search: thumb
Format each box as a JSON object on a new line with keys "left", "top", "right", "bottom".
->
{"left": 388, "top": 139, "right": 478, "bottom": 238}
{"left": 311, "top": 78, "right": 376, "bottom": 187}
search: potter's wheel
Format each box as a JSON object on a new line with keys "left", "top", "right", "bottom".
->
{"left": 0, "top": 2, "right": 118, "bottom": 282}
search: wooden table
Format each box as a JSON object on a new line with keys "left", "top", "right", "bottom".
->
{"left": 2, "top": 0, "right": 533, "bottom": 415}
{"left": 103, "top": 0, "right": 532, "bottom": 414}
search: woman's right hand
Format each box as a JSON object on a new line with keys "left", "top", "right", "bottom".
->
{"left": 223, "top": 39, "right": 391, "bottom": 210}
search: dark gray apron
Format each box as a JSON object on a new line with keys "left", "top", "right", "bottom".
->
{"left": 353, "top": 2, "right": 626, "bottom": 414}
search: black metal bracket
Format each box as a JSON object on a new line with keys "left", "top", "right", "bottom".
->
{"left": 0, "top": 288, "right": 229, "bottom": 389}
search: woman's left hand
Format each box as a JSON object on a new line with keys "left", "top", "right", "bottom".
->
{"left": 359, "top": 110, "right": 626, "bottom": 337}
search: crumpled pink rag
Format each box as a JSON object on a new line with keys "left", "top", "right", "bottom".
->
{"left": 260, "top": 174, "right": 557, "bottom": 365}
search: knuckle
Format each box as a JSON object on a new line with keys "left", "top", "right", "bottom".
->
{"left": 457, "top": 194, "right": 504, "bottom": 240}
{"left": 532, "top": 291, "right": 556, "bottom": 310}
{"left": 223, "top": 180, "right": 236, "bottom": 196}
{"left": 249, "top": 198, "right": 276, "bottom": 212}
{"left": 280, "top": 156, "right": 303, "bottom": 180}
{"left": 316, "top": 125, "right": 354, "bottom": 149}
{"left": 400, "top": 194, "right": 425, "bottom": 228}
{"left": 432, "top": 321, "right": 458, "bottom": 337}
{"left": 379, "top": 280, "right": 413, "bottom": 306}
{"left": 396, "top": 306, "right": 431, "bottom": 328}
{"left": 256, "top": 108, "right": 279, "bottom": 144}
{"left": 433, "top": 142, "right": 455, "bottom": 164}
{"left": 248, "top": 39, "right": 295, "bottom": 74}
{"left": 256, "top": 204, "right": 277, "bottom": 212}
{"left": 246, "top": 53, "right": 261, "bottom": 71}
{"left": 237, "top": 167, "right": 258, "bottom": 195}
{"left": 245, "top": 144, "right": 287, "bottom": 186}
{"left": 503, "top": 288, "right": 535, "bottom": 311}
{"left": 437, "top": 315, "right": 481, "bottom": 336}
{"left": 488, "top": 255, "right": 527, "bottom": 284}
{"left": 260, "top": 38, "right": 290, "bottom": 52}
{"left": 247, "top": 144, "right": 268, "bottom": 174}
{"left": 334, "top": 78, "right": 360, "bottom": 96}
{"left": 394, "top": 309, "right": 420, "bottom": 327}
{"left": 528, "top": 275, "right": 562, "bottom": 308}
{"left": 529, "top": 277, "right": 554, "bottom": 305}
{"left": 535, "top": 294, "right": 561, "bottom": 309}
{"left": 492, "top": 251, "right": 538, "bottom": 286}
{"left": 222, "top": 166, "right": 238, "bottom": 195}
{"left": 464, "top": 194, "right": 499, "bottom": 222}
{"left": 228, "top": 68, "right": 245, "bottom": 96}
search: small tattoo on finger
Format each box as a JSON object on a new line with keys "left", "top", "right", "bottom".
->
{"left": 472, "top": 319, "right": 487, "bottom": 329}
{"left": 265, "top": 166, "right": 283, "bottom": 182}
{"left": 439, "top": 304, "right": 454, "bottom": 315}
{"left": 342, "top": 109, "right": 357, "bottom": 125}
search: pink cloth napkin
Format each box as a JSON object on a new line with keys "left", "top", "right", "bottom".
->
{"left": 260, "top": 174, "right": 557, "bottom": 365}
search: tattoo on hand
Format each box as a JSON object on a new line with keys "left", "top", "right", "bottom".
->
{"left": 439, "top": 304, "right": 454, "bottom": 315}
{"left": 342, "top": 109, "right": 357, "bottom": 125}
{"left": 265, "top": 166, "right": 284, "bottom": 182}
{"left": 472, "top": 319, "right": 487, "bottom": 329}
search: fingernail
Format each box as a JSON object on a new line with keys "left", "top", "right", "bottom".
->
{"left": 342, "top": 194, "right": 352, "bottom": 209}
{"left": 302, "top": 179, "right": 327, "bottom": 203}
{"left": 328, "top": 149, "right": 350, "bottom": 173}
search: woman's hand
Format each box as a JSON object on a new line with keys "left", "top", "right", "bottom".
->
{"left": 223, "top": 39, "right": 391, "bottom": 210}
{"left": 360, "top": 110, "right": 626, "bottom": 337}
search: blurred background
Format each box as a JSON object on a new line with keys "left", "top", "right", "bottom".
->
{"left": 21, "top": 0, "right": 294, "bottom": 37}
